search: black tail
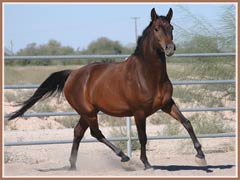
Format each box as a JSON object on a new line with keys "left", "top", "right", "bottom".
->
{"left": 8, "top": 69, "right": 72, "bottom": 120}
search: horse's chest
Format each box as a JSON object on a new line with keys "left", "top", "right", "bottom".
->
{"left": 152, "top": 81, "right": 173, "bottom": 112}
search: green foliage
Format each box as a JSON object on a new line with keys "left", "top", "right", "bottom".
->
{"left": 175, "top": 5, "right": 236, "bottom": 53}
{"left": 162, "top": 120, "right": 181, "bottom": 136}
{"left": 176, "top": 35, "right": 220, "bottom": 53}
{"left": 55, "top": 117, "right": 79, "bottom": 128}
{"left": 80, "top": 37, "right": 132, "bottom": 64}
{"left": 82, "top": 37, "right": 127, "bottom": 54}
{"left": 109, "top": 125, "right": 141, "bottom": 152}
{"left": 4, "top": 5, "right": 236, "bottom": 68}
{"left": 17, "top": 40, "right": 74, "bottom": 56}
{"left": 190, "top": 113, "right": 234, "bottom": 134}
{"left": 219, "top": 5, "right": 236, "bottom": 51}
{"left": 6, "top": 40, "right": 74, "bottom": 66}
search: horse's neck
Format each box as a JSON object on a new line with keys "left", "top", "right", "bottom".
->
{"left": 139, "top": 38, "right": 169, "bottom": 82}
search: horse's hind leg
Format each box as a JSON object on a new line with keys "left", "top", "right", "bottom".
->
{"left": 162, "top": 99, "right": 207, "bottom": 166}
{"left": 69, "top": 117, "right": 89, "bottom": 170}
{"left": 85, "top": 114, "right": 130, "bottom": 162}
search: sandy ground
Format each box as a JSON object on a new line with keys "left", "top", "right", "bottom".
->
{"left": 3, "top": 127, "right": 237, "bottom": 177}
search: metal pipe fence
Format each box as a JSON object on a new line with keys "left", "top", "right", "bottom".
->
{"left": 4, "top": 132, "right": 236, "bottom": 147}
{"left": 4, "top": 79, "right": 236, "bottom": 89}
{"left": 4, "top": 53, "right": 236, "bottom": 157}
{"left": 3, "top": 107, "right": 236, "bottom": 119}
{"left": 4, "top": 52, "right": 235, "bottom": 61}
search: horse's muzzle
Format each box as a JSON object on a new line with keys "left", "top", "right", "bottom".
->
{"left": 165, "top": 43, "right": 176, "bottom": 57}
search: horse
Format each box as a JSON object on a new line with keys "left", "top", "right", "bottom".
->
{"left": 8, "top": 8, "right": 206, "bottom": 170}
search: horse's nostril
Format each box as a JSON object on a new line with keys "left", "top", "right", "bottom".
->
{"left": 166, "top": 44, "right": 172, "bottom": 50}
{"left": 166, "top": 44, "right": 175, "bottom": 51}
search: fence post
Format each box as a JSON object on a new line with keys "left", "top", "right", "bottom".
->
{"left": 126, "top": 116, "right": 132, "bottom": 157}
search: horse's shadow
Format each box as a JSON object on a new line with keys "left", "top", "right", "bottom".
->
{"left": 36, "top": 164, "right": 235, "bottom": 173}
{"left": 152, "top": 164, "right": 235, "bottom": 173}
{"left": 36, "top": 166, "right": 70, "bottom": 172}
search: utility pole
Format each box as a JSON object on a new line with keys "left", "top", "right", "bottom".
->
{"left": 10, "top": 40, "right": 13, "bottom": 55}
{"left": 131, "top": 17, "right": 140, "bottom": 44}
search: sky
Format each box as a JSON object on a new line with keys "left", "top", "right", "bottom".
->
{"left": 3, "top": 3, "right": 236, "bottom": 53}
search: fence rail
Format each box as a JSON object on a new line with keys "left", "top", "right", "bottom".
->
{"left": 4, "top": 52, "right": 236, "bottom": 61}
{"left": 4, "top": 53, "right": 236, "bottom": 157}
{"left": 4, "top": 79, "right": 236, "bottom": 89}
{"left": 4, "top": 107, "right": 236, "bottom": 119}
{"left": 4, "top": 132, "right": 236, "bottom": 147}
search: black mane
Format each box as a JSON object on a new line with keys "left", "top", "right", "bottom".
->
{"left": 133, "top": 21, "right": 153, "bottom": 55}
{"left": 133, "top": 16, "right": 168, "bottom": 56}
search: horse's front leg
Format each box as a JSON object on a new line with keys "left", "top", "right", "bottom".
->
{"left": 162, "top": 99, "right": 207, "bottom": 166}
{"left": 134, "top": 111, "right": 152, "bottom": 170}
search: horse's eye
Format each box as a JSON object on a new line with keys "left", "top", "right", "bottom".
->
{"left": 155, "top": 27, "right": 159, "bottom": 32}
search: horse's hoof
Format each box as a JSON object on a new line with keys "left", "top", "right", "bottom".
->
{"left": 121, "top": 156, "right": 130, "bottom": 162}
{"left": 69, "top": 166, "right": 77, "bottom": 171}
{"left": 144, "top": 164, "right": 154, "bottom": 171}
{"left": 195, "top": 156, "right": 207, "bottom": 166}
{"left": 121, "top": 161, "right": 136, "bottom": 171}
{"left": 144, "top": 166, "right": 154, "bottom": 171}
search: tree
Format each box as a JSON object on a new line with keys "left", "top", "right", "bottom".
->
{"left": 16, "top": 40, "right": 74, "bottom": 56}
{"left": 12, "top": 40, "right": 74, "bottom": 65}
{"left": 219, "top": 5, "right": 236, "bottom": 51}
{"left": 174, "top": 5, "right": 236, "bottom": 53}
{"left": 83, "top": 37, "right": 127, "bottom": 54}
{"left": 176, "top": 35, "right": 220, "bottom": 53}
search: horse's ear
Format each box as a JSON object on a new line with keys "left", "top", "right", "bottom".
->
{"left": 151, "top": 8, "right": 158, "bottom": 21}
{"left": 166, "top": 8, "right": 173, "bottom": 22}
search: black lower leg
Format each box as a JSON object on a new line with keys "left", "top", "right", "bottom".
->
{"left": 135, "top": 117, "right": 152, "bottom": 169}
{"left": 162, "top": 100, "right": 205, "bottom": 163}
{"left": 69, "top": 139, "right": 80, "bottom": 170}
{"left": 140, "top": 144, "right": 152, "bottom": 169}
{"left": 69, "top": 119, "right": 88, "bottom": 170}
{"left": 90, "top": 129, "right": 129, "bottom": 162}
{"left": 182, "top": 119, "right": 205, "bottom": 159}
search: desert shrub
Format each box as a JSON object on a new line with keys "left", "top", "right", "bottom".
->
{"left": 98, "top": 114, "right": 126, "bottom": 127}
{"left": 55, "top": 116, "right": 79, "bottom": 128}
{"left": 109, "top": 125, "right": 140, "bottom": 153}
{"left": 190, "top": 113, "right": 234, "bottom": 134}
{"left": 162, "top": 120, "right": 182, "bottom": 136}
{"left": 149, "top": 113, "right": 172, "bottom": 125}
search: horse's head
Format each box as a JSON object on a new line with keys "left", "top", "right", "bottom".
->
{"left": 150, "top": 8, "right": 176, "bottom": 57}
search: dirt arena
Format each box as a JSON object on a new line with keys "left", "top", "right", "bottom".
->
{"left": 4, "top": 127, "right": 237, "bottom": 177}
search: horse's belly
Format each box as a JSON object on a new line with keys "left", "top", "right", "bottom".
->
{"left": 95, "top": 102, "right": 132, "bottom": 117}
{"left": 92, "top": 87, "right": 133, "bottom": 117}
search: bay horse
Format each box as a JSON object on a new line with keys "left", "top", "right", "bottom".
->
{"left": 8, "top": 8, "right": 206, "bottom": 170}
